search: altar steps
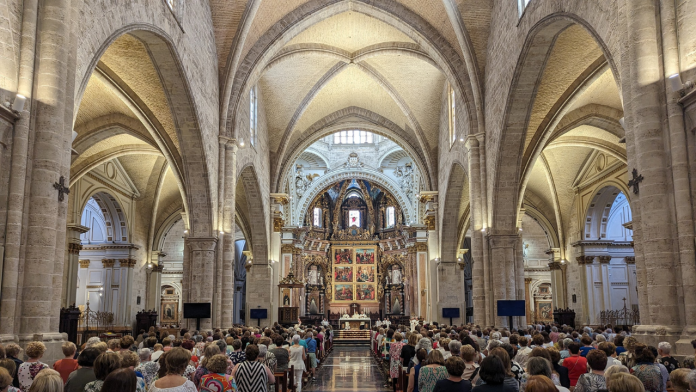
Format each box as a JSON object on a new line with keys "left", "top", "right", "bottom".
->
{"left": 333, "top": 330, "right": 370, "bottom": 345}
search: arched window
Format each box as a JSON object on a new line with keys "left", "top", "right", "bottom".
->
{"left": 313, "top": 207, "right": 322, "bottom": 227}
{"left": 332, "top": 130, "right": 373, "bottom": 144}
{"left": 250, "top": 85, "right": 258, "bottom": 146}
{"left": 448, "top": 84, "right": 456, "bottom": 146}
{"left": 385, "top": 206, "right": 395, "bottom": 229}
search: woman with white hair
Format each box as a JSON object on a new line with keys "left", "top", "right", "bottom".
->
{"left": 288, "top": 335, "right": 306, "bottom": 392}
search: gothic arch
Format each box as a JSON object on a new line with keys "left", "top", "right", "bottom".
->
{"left": 277, "top": 107, "right": 432, "bottom": 193}
{"left": 492, "top": 14, "right": 621, "bottom": 235}
{"left": 295, "top": 168, "right": 415, "bottom": 226}
{"left": 238, "top": 165, "right": 269, "bottom": 265}
{"left": 74, "top": 26, "right": 214, "bottom": 238}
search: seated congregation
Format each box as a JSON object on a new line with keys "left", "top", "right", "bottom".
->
{"left": 371, "top": 323, "right": 696, "bottom": 392}
{"left": 0, "top": 324, "right": 333, "bottom": 392}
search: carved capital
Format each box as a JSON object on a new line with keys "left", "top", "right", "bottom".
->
{"left": 68, "top": 243, "right": 83, "bottom": 255}
{"left": 548, "top": 261, "right": 562, "bottom": 270}
{"left": 186, "top": 237, "right": 218, "bottom": 251}
{"left": 415, "top": 243, "right": 428, "bottom": 252}
{"left": 101, "top": 259, "right": 115, "bottom": 268}
{"left": 152, "top": 264, "right": 165, "bottom": 272}
{"left": 577, "top": 256, "right": 595, "bottom": 264}
{"left": 119, "top": 259, "right": 137, "bottom": 268}
{"left": 281, "top": 244, "right": 302, "bottom": 254}
{"left": 598, "top": 256, "right": 612, "bottom": 264}
{"left": 79, "top": 259, "right": 90, "bottom": 268}
{"left": 273, "top": 217, "right": 284, "bottom": 232}
{"left": 423, "top": 216, "right": 435, "bottom": 230}
{"left": 625, "top": 256, "right": 636, "bottom": 264}
{"left": 525, "top": 278, "right": 533, "bottom": 283}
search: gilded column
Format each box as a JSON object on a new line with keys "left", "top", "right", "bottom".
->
{"left": 524, "top": 278, "right": 532, "bottom": 325}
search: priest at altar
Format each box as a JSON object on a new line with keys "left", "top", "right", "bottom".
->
{"left": 339, "top": 311, "right": 371, "bottom": 330}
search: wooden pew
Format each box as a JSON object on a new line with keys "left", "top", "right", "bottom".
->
{"left": 273, "top": 368, "right": 289, "bottom": 392}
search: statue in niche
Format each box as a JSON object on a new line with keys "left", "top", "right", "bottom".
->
{"left": 308, "top": 265, "right": 319, "bottom": 285}
{"left": 390, "top": 265, "right": 402, "bottom": 285}
{"left": 395, "top": 163, "right": 415, "bottom": 200}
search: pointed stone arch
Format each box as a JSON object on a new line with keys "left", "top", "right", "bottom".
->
{"left": 441, "top": 163, "right": 469, "bottom": 262}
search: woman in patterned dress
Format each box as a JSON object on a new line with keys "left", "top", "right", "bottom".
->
{"left": 231, "top": 345, "right": 275, "bottom": 392}
{"left": 389, "top": 333, "right": 406, "bottom": 392}
{"left": 575, "top": 350, "right": 607, "bottom": 392}
{"left": 417, "top": 350, "right": 448, "bottom": 392}
{"left": 631, "top": 344, "right": 663, "bottom": 392}
{"left": 199, "top": 355, "right": 236, "bottom": 392}
{"left": 16, "top": 342, "right": 48, "bottom": 392}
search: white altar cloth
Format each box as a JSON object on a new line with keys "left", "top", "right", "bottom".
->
{"left": 339, "top": 317, "right": 371, "bottom": 329}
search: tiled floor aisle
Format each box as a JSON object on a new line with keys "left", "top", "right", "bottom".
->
{"left": 304, "top": 345, "right": 389, "bottom": 392}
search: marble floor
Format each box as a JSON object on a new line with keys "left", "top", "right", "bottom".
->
{"left": 304, "top": 346, "right": 389, "bottom": 392}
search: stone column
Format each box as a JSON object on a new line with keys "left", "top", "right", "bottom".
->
{"left": 577, "top": 256, "right": 596, "bottom": 325}
{"left": 488, "top": 235, "right": 518, "bottom": 328}
{"left": 146, "top": 253, "right": 164, "bottom": 312}
{"left": 221, "top": 138, "right": 237, "bottom": 328}
{"left": 598, "top": 256, "right": 612, "bottom": 314}
{"left": 626, "top": 0, "right": 682, "bottom": 345}
{"left": 465, "top": 135, "right": 486, "bottom": 325}
{"left": 101, "top": 259, "right": 115, "bottom": 314}
{"left": 0, "top": 0, "right": 39, "bottom": 337}
{"left": 18, "top": 0, "right": 72, "bottom": 355}
{"left": 186, "top": 237, "right": 217, "bottom": 329}
{"left": 246, "top": 264, "right": 273, "bottom": 325}
{"left": 546, "top": 248, "right": 565, "bottom": 309}
{"left": 524, "top": 278, "right": 532, "bottom": 325}
{"left": 62, "top": 225, "right": 88, "bottom": 307}
{"left": 119, "top": 258, "right": 136, "bottom": 327}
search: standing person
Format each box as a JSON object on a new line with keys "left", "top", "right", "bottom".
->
{"left": 101, "top": 368, "right": 137, "bottom": 392}
{"left": 562, "top": 342, "right": 588, "bottom": 388}
{"left": 418, "top": 350, "right": 449, "bottom": 392}
{"left": 52, "top": 342, "right": 78, "bottom": 384}
{"left": 433, "top": 356, "right": 472, "bottom": 392}
{"left": 288, "top": 336, "right": 306, "bottom": 392}
{"left": 64, "top": 348, "right": 99, "bottom": 392}
{"left": 269, "top": 337, "right": 289, "bottom": 372}
{"left": 389, "top": 333, "right": 406, "bottom": 391}
{"left": 5, "top": 345, "right": 22, "bottom": 389}
{"left": 17, "top": 342, "right": 49, "bottom": 392}
{"left": 199, "top": 355, "right": 236, "bottom": 392}
{"left": 149, "top": 347, "right": 197, "bottom": 392}
{"left": 26, "top": 369, "right": 62, "bottom": 392}
{"left": 304, "top": 332, "right": 317, "bottom": 382}
{"left": 231, "top": 345, "right": 275, "bottom": 392}
{"left": 574, "top": 350, "right": 607, "bottom": 392}
{"left": 407, "top": 349, "right": 427, "bottom": 392}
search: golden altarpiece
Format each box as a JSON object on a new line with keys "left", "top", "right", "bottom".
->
{"left": 277, "top": 179, "right": 419, "bottom": 324}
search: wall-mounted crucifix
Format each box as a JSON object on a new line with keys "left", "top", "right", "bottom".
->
{"left": 628, "top": 168, "right": 643, "bottom": 194}
{"left": 53, "top": 176, "right": 70, "bottom": 201}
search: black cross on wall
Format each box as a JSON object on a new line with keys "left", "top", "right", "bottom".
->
{"left": 54, "top": 176, "right": 70, "bottom": 201}
{"left": 628, "top": 168, "right": 643, "bottom": 194}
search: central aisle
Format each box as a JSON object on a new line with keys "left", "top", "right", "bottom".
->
{"left": 305, "top": 346, "right": 388, "bottom": 392}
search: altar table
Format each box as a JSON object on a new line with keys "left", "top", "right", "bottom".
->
{"left": 339, "top": 317, "right": 371, "bottom": 330}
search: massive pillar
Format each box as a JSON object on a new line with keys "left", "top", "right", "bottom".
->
{"left": 186, "top": 237, "right": 217, "bottom": 329}
{"left": 488, "top": 235, "right": 519, "bottom": 328}
{"left": 221, "top": 138, "right": 238, "bottom": 328}
{"left": 626, "top": 0, "right": 683, "bottom": 348}
{"left": 465, "top": 135, "right": 486, "bottom": 325}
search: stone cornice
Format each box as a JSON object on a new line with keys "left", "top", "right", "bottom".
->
{"left": 0, "top": 104, "right": 20, "bottom": 124}
{"left": 81, "top": 243, "right": 139, "bottom": 251}
{"left": 571, "top": 240, "right": 633, "bottom": 248}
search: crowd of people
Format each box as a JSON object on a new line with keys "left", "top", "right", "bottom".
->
{"left": 0, "top": 322, "right": 333, "bottom": 392}
{"left": 371, "top": 322, "right": 696, "bottom": 392}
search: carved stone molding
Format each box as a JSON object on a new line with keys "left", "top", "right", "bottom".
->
{"left": 186, "top": 237, "right": 218, "bottom": 251}
{"left": 79, "top": 259, "right": 91, "bottom": 268}
{"left": 625, "top": 256, "right": 636, "bottom": 264}
{"left": 598, "top": 256, "right": 612, "bottom": 264}
{"left": 101, "top": 259, "right": 115, "bottom": 268}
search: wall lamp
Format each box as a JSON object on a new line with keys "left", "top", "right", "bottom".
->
{"left": 669, "top": 73, "right": 694, "bottom": 96}
{"left": 12, "top": 94, "right": 26, "bottom": 112}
